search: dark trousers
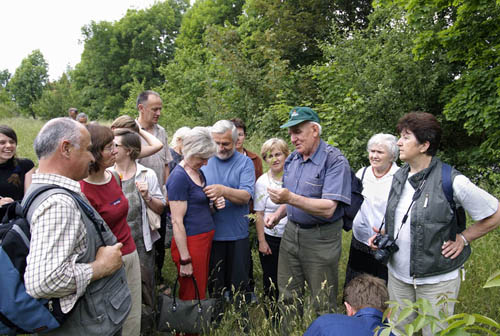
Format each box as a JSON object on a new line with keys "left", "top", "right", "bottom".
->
{"left": 208, "top": 238, "right": 250, "bottom": 299}
{"left": 258, "top": 234, "right": 281, "bottom": 301}
{"left": 344, "top": 235, "right": 388, "bottom": 287}
{"left": 154, "top": 209, "right": 168, "bottom": 283}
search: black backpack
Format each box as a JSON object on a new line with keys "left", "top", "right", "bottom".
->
{"left": 0, "top": 185, "right": 96, "bottom": 334}
{"left": 342, "top": 168, "right": 365, "bottom": 231}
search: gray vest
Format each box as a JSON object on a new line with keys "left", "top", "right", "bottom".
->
{"left": 385, "top": 157, "right": 471, "bottom": 278}
{"left": 25, "top": 183, "right": 131, "bottom": 336}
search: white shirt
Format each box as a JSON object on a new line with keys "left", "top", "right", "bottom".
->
{"left": 353, "top": 163, "right": 399, "bottom": 245}
{"left": 254, "top": 172, "right": 288, "bottom": 237}
{"left": 389, "top": 173, "right": 498, "bottom": 285}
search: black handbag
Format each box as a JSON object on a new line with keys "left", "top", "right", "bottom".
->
{"left": 157, "top": 275, "right": 218, "bottom": 334}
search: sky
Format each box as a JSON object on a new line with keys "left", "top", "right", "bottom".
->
{"left": 0, "top": 0, "right": 160, "bottom": 81}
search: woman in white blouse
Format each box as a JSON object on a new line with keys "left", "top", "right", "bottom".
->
{"left": 345, "top": 133, "right": 399, "bottom": 285}
{"left": 254, "top": 138, "right": 290, "bottom": 302}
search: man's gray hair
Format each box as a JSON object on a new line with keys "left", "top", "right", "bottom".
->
{"left": 211, "top": 120, "right": 238, "bottom": 143}
{"left": 34, "top": 118, "right": 82, "bottom": 159}
{"left": 367, "top": 133, "right": 399, "bottom": 162}
{"left": 309, "top": 121, "right": 322, "bottom": 136}
{"left": 182, "top": 127, "right": 216, "bottom": 160}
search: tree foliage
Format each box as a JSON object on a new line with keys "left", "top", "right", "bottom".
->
{"left": 377, "top": 0, "right": 500, "bottom": 164}
{"left": 72, "top": 0, "right": 187, "bottom": 119}
{"left": 8, "top": 50, "right": 48, "bottom": 119}
{"left": 32, "top": 74, "right": 82, "bottom": 120}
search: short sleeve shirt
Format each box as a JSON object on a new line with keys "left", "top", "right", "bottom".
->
{"left": 137, "top": 123, "right": 172, "bottom": 188}
{"left": 166, "top": 165, "right": 215, "bottom": 236}
{"left": 283, "top": 140, "right": 351, "bottom": 225}
{"left": 201, "top": 151, "right": 255, "bottom": 241}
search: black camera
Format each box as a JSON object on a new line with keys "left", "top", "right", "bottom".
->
{"left": 373, "top": 234, "right": 399, "bottom": 265}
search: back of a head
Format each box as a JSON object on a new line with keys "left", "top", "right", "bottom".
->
{"left": 170, "top": 126, "right": 191, "bottom": 148}
{"left": 344, "top": 274, "right": 389, "bottom": 313}
{"left": 34, "top": 118, "right": 82, "bottom": 160}
{"left": 111, "top": 115, "right": 140, "bottom": 133}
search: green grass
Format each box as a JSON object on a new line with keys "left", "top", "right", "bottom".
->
{"left": 3, "top": 116, "right": 499, "bottom": 335}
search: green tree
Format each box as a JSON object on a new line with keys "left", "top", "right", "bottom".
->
{"left": 238, "top": 0, "right": 373, "bottom": 68}
{"left": 377, "top": 0, "right": 500, "bottom": 165}
{"left": 175, "top": 0, "right": 245, "bottom": 49}
{"left": 8, "top": 50, "right": 48, "bottom": 119}
{"left": 312, "top": 5, "right": 459, "bottom": 169}
{"left": 32, "top": 74, "right": 82, "bottom": 120}
{"left": 73, "top": 0, "right": 187, "bottom": 120}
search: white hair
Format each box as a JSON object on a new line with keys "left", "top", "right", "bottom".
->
{"left": 182, "top": 127, "right": 216, "bottom": 160}
{"left": 34, "top": 118, "right": 83, "bottom": 159}
{"left": 309, "top": 121, "right": 322, "bottom": 135}
{"left": 211, "top": 120, "right": 238, "bottom": 143}
{"left": 367, "top": 133, "right": 399, "bottom": 162}
{"left": 170, "top": 126, "right": 191, "bottom": 148}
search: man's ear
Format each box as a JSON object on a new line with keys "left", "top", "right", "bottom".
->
{"left": 61, "top": 140, "right": 72, "bottom": 158}
{"left": 344, "top": 302, "right": 356, "bottom": 317}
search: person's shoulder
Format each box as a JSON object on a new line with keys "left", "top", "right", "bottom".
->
{"left": 137, "top": 162, "right": 156, "bottom": 178}
{"left": 17, "top": 158, "right": 35, "bottom": 171}
{"left": 305, "top": 313, "right": 350, "bottom": 336}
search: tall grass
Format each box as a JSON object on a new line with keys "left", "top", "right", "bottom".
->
{"left": 3, "top": 116, "right": 499, "bottom": 335}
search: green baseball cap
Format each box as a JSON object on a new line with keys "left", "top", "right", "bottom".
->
{"left": 280, "top": 106, "right": 320, "bottom": 129}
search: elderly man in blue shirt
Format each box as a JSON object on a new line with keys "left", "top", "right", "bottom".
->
{"left": 266, "top": 107, "right": 351, "bottom": 323}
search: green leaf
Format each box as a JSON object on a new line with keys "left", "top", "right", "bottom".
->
{"left": 398, "top": 307, "right": 415, "bottom": 323}
{"left": 483, "top": 270, "right": 500, "bottom": 288}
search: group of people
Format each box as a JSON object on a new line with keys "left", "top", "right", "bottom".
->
{"left": 1, "top": 93, "right": 499, "bottom": 336}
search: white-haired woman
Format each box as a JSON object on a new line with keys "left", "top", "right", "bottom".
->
{"left": 345, "top": 133, "right": 399, "bottom": 285}
{"left": 168, "top": 126, "right": 191, "bottom": 173}
{"left": 166, "top": 127, "right": 225, "bottom": 323}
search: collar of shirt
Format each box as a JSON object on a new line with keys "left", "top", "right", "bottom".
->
{"left": 32, "top": 173, "right": 82, "bottom": 194}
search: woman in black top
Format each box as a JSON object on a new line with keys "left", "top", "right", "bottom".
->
{"left": 0, "top": 125, "right": 35, "bottom": 205}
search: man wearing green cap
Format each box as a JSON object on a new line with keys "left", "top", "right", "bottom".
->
{"left": 266, "top": 107, "right": 352, "bottom": 321}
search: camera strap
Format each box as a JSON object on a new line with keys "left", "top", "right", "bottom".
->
{"left": 393, "top": 166, "right": 433, "bottom": 242}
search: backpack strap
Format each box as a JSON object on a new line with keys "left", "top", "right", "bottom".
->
{"left": 441, "top": 163, "right": 456, "bottom": 209}
{"left": 109, "top": 169, "right": 122, "bottom": 188}
{"left": 361, "top": 166, "right": 368, "bottom": 182}
{"left": 24, "top": 185, "right": 107, "bottom": 246}
{"left": 21, "top": 185, "right": 62, "bottom": 217}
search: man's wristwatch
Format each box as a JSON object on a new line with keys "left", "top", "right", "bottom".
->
{"left": 459, "top": 233, "right": 469, "bottom": 246}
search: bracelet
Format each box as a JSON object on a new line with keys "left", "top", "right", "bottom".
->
{"left": 459, "top": 233, "right": 469, "bottom": 246}
{"left": 180, "top": 257, "right": 192, "bottom": 265}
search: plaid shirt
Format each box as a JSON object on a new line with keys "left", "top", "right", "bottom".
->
{"left": 24, "top": 174, "right": 93, "bottom": 313}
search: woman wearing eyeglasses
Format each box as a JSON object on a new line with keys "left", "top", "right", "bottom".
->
{"left": 79, "top": 123, "right": 141, "bottom": 336}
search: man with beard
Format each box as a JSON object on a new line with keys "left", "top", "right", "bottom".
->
{"left": 201, "top": 120, "right": 255, "bottom": 303}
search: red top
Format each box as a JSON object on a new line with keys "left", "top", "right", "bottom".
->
{"left": 80, "top": 175, "right": 136, "bottom": 255}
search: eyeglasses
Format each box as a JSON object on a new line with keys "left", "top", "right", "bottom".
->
{"left": 104, "top": 143, "right": 122, "bottom": 152}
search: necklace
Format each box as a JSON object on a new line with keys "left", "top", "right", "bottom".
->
{"left": 268, "top": 171, "right": 283, "bottom": 187}
{"left": 372, "top": 164, "right": 392, "bottom": 179}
